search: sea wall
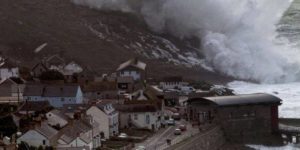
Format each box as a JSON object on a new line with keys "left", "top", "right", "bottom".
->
{"left": 166, "top": 126, "right": 225, "bottom": 150}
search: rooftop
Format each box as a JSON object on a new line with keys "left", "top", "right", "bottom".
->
{"left": 116, "top": 58, "right": 146, "bottom": 71}
{"left": 115, "top": 104, "right": 158, "bottom": 112}
{"left": 188, "top": 93, "right": 282, "bottom": 107}
{"left": 35, "top": 123, "right": 58, "bottom": 140}
{"left": 23, "top": 84, "right": 80, "bottom": 97}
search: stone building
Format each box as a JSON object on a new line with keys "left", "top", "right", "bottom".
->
{"left": 187, "top": 93, "right": 282, "bottom": 142}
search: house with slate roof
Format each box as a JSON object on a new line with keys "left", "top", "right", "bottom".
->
{"left": 17, "top": 122, "right": 59, "bottom": 147}
{"left": 116, "top": 58, "right": 146, "bottom": 81}
{"left": 56, "top": 118, "right": 101, "bottom": 149}
{"left": 115, "top": 104, "right": 162, "bottom": 131}
{"left": 23, "top": 84, "right": 83, "bottom": 107}
{"left": 86, "top": 100, "right": 119, "bottom": 139}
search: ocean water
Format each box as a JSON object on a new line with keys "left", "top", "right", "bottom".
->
{"left": 247, "top": 144, "right": 300, "bottom": 150}
{"left": 228, "top": 0, "right": 300, "bottom": 119}
{"left": 228, "top": 2, "right": 300, "bottom": 148}
{"left": 228, "top": 81, "right": 300, "bottom": 118}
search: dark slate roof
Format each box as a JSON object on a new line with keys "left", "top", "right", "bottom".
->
{"left": 59, "top": 119, "right": 92, "bottom": 144}
{"left": 82, "top": 81, "right": 117, "bottom": 92}
{"left": 115, "top": 104, "right": 158, "bottom": 112}
{"left": 32, "top": 62, "right": 48, "bottom": 71}
{"left": 23, "top": 84, "right": 80, "bottom": 97}
{"left": 188, "top": 93, "right": 282, "bottom": 106}
{"left": 19, "top": 101, "right": 51, "bottom": 112}
{"left": 35, "top": 123, "right": 58, "bottom": 140}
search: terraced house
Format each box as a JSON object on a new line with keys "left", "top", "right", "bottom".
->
{"left": 23, "top": 84, "right": 83, "bottom": 107}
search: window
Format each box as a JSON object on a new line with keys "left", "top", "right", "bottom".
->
{"left": 43, "top": 140, "right": 46, "bottom": 145}
{"left": 61, "top": 98, "right": 65, "bottom": 102}
{"left": 134, "top": 114, "right": 138, "bottom": 120}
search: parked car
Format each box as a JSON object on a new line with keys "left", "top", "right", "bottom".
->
{"left": 136, "top": 145, "right": 146, "bottom": 150}
{"left": 179, "top": 124, "right": 187, "bottom": 131}
{"left": 166, "top": 118, "right": 175, "bottom": 126}
{"left": 174, "top": 128, "right": 181, "bottom": 135}
{"left": 180, "top": 86, "right": 195, "bottom": 95}
{"left": 118, "top": 133, "right": 128, "bottom": 138}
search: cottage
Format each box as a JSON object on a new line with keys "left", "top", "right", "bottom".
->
{"left": 23, "top": 84, "right": 83, "bottom": 107}
{"left": 116, "top": 58, "right": 146, "bottom": 81}
{"left": 187, "top": 93, "right": 282, "bottom": 142}
{"left": 116, "top": 104, "right": 162, "bottom": 131}
{"left": 62, "top": 61, "right": 83, "bottom": 83}
{"left": 46, "top": 109, "right": 68, "bottom": 129}
{"left": 86, "top": 100, "right": 119, "bottom": 139}
{"left": 0, "top": 78, "right": 25, "bottom": 103}
{"left": 17, "top": 122, "right": 58, "bottom": 147}
{"left": 43, "top": 55, "right": 65, "bottom": 70}
{"left": 56, "top": 118, "right": 101, "bottom": 149}
{"left": 0, "top": 60, "right": 19, "bottom": 82}
{"left": 31, "top": 62, "right": 48, "bottom": 78}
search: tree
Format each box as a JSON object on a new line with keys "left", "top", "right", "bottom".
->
{"left": 39, "top": 70, "right": 65, "bottom": 81}
{"left": 0, "top": 115, "right": 17, "bottom": 137}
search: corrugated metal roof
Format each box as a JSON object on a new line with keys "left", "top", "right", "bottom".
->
{"left": 188, "top": 93, "right": 282, "bottom": 106}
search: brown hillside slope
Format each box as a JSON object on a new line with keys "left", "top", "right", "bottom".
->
{"left": 0, "top": 0, "right": 233, "bottom": 83}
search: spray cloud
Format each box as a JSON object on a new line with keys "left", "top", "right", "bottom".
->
{"left": 73, "top": 0, "right": 300, "bottom": 83}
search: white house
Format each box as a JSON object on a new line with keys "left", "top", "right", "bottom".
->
{"left": 46, "top": 109, "right": 68, "bottom": 128}
{"left": 86, "top": 100, "right": 119, "bottom": 139}
{"left": 116, "top": 58, "right": 146, "bottom": 81}
{"left": 0, "top": 61, "right": 19, "bottom": 82}
{"left": 23, "top": 84, "right": 83, "bottom": 107}
{"left": 116, "top": 104, "right": 162, "bottom": 131}
{"left": 56, "top": 118, "right": 101, "bottom": 149}
{"left": 17, "top": 122, "right": 58, "bottom": 147}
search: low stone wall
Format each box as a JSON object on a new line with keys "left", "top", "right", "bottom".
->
{"left": 166, "top": 126, "right": 225, "bottom": 150}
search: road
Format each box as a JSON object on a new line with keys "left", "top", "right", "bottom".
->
{"left": 134, "top": 120, "right": 199, "bottom": 150}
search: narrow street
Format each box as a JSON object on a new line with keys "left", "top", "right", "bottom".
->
{"left": 134, "top": 120, "right": 199, "bottom": 150}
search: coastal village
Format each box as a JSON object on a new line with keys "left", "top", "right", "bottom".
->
{"left": 0, "top": 55, "right": 285, "bottom": 150}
